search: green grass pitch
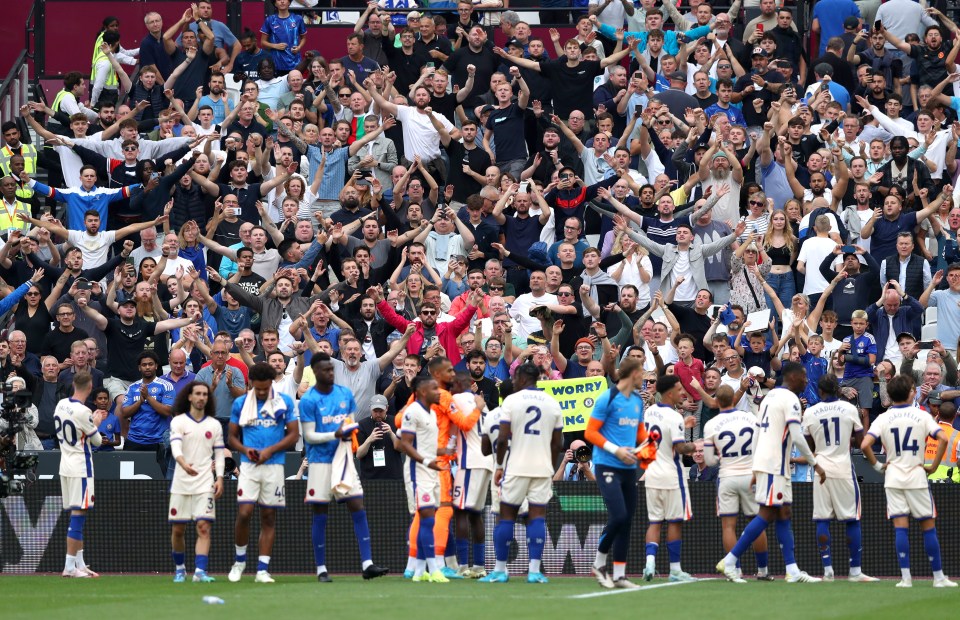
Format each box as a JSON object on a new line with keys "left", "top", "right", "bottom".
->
{"left": 2, "top": 575, "right": 956, "bottom": 619}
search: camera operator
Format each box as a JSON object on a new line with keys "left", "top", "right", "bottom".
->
{"left": 553, "top": 439, "right": 596, "bottom": 482}
{"left": 0, "top": 376, "right": 41, "bottom": 450}
{"left": 355, "top": 395, "right": 403, "bottom": 481}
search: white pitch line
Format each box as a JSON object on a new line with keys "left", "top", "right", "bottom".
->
{"left": 568, "top": 578, "right": 716, "bottom": 599}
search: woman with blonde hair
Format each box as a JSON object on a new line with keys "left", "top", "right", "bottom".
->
{"left": 762, "top": 209, "right": 798, "bottom": 312}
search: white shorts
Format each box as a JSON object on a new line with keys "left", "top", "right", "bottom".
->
{"left": 490, "top": 476, "right": 529, "bottom": 515}
{"left": 717, "top": 475, "right": 757, "bottom": 517}
{"left": 169, "top": 492, "right": 216, "bottom": 522}
{"left": 886, "top": 487, "right": 936, "bottom": 520}
{"left": 237, "top": 463, "right": 286, "bottom": 508}
{"left": 813, "top": 477, "right": 862, "bottom": 521}
{"left": 305, "top": 462, "right": 364, "bottom": 503}
{"left": 755, "top": 473, "right": 792, "bottom": 507}
{"left": 454, "top": 468, "right": 491, "bottom": 512}
{"left": 499, "top": 474, "right": 552, "bottom": 508}
{"left": 646, "top": 486, "right": 693, "bottom": 523}
{"left": 61, "top": 476, "right": 94, "bottom": 510}
{"left": 404, "top": 463, "right": 441, "bottom": 511}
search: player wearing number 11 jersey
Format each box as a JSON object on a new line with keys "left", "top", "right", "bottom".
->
{"left": 801, "top": 375, "right": 877, "bottom": 582}
{"left": 55, "top": 371, "right": 106, "bottom": 578}
{"left": 861, "top": 374, "right": 957, "bottom": 588}
{"left": 481, "top": 363, "right": 563, "bottom": 584}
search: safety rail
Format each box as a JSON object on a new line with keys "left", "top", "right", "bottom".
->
{"left": 0, "top": 52, "right": 30, "bottom": 128}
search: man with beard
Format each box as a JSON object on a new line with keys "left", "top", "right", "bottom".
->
{"left": 224, "top": 274, "right": 319, "bottom": 355}
{"left": 509, "top": 271, "right": 558, "bottom": 342}
{"left": 691, "top": 201, "right": 735, "bottom": 305}
{"left": 786, "top": 148, "right": 850, "bottom": 221}
{"left": 367, "top": 79, "right": 457, "bottom": 181}
{"left": 697, "top": 143, "right": 743, "bottom": 227}
{"left": 464, "top": 349, "right": 499, "bottom": 411}
{"left": 196, "top": 71, "right": 231, "bottom": 124}
{"left": 875, "top": 136, "right": 937, "bottom": 204}
{"left": 492, "top": 185, "right": 552, "bottom": 294}
{"left": 432, "top": 119, "right": 489, "bottom": 206}
{"left": 848, "top": 28, "right": 903, "bottom": 92}
{"left": 120, "top": 350, "right": 176, "bottom": 459}
{"left": 733, "top": 48, "right": 784, "bottom": 127}
{"left": 603, "top": 285, "right": 645, "bottom": 342}
{"left": 304, "top": 325, "right": 413, "bottom": 420}
{"left": 841, "top": 182, "right": 876, "bottom": 248}
{"left": 326, "top": 296, "right": 392, "bottom": 360}
{"left": 522, "top": 126, "right": 572, "bottom": 187}
{"left": 881, "top": 19, "right": 954, "bottom": 94}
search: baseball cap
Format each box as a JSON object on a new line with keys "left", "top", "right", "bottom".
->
{"left": 506, "top": 38, "right": 524, "bottom": 49}
{"left": 843, "top": 16, "right": 860, "bottom": 29}
{"left": 929, "top": 391, "right": 943, "bottom": 405}
{"left": 752, "top": 47, "right": 768, "bottom": 57}
{"left": 896, "top": 332, "right": 917, "bottom": 343}
{"left": 480, "top": 104, "right": 494, "bottom": 115}
{"left": 668, "top": 70, "right": 687, "bottom": 82}
{"left": 117, "top": 296, "right": 137, "bottom": 306}
{"left": 370, "top": 395, "right": 389, "bottom": 411}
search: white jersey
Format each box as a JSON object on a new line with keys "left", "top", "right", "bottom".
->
{"left": 869, "top": 405, "right": 943, "bottom": 489}
{"left": 401, "top": 400, "right": 439, "bottom": 478}
{"left": 702, "top": 409, "right": 757, "bottom": 478}
{"left": 450, "top": 392, "right": 493, "bottom": 472}
{"left": 752, "top": 388, "right": 803, "bottom": 476}
{"left": 487, "top": 406, "right": 503, "bottom": 452}
{"left": 500, "top": 388, "right": 563, "bottom": 477}
{"left": 54, "top": 398, "right": 100, "bottom": 478}
{"left": 170, "top": 414, "right": 224, "bottom": 495}
{"left": 643, "top": 403, "right": 687, "bottom": 489}
{"left": 802, "top": 399, "right": 862, "bottom": 479}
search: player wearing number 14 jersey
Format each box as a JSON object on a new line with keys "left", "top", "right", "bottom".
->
{"left": 482, "top": 363, "right": 563, "bottom": 584}
{"left": 861, "top": 374, "right": 956, "bottom": 588}
{"left": 801, "top": 375, "right": 877, "bottom": 582}
{"left": 717, "top": 362, "right": 824, "bottom": 583}
{"left": 54, "top": 371, "right": 106, "bottom": 578}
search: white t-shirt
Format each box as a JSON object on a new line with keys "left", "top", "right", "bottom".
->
{"left": 499, "top": 389, "right": 563, "bottom": 477}
{"left": 869, "top": 405, "right": 942, "bottom": 489}
{"left": 796, "top": 236, "right": 838, "bottom": 295}
{"left": 67, "top": 230, "right": 116, "bottom": 266}
{"left": 673, "top": 249, "right": 697, "bottom": 301}
{"left": 752, "top": 388, "right": 803, "bottom": 476}
{"left": 703, "top": 409, "right": 757, "bottom": 477}
{"left": 606, "top": 254, "right": 653, "bottom": 306}
{"left": 801, "top": 399, "right": 862, "bottom": 479}
{"left": 642, "top": 403, "right": 688, "bottom": 489}
{"left": 395, "top": 106, "right": 455, "bottom": 162}
{"left": 510, "top": 292, "right": 558, "bottom": 340}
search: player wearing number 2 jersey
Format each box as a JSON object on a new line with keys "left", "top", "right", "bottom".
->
{"left": 585, "top": 358, "right": 648, "bottom": 590}
{"left": 862, "top": 374, "right": 957, "bottom": 588}
{"left": 642, "top": 375, "right": 697, "bottom": 583}
{"left": 481, "top": 363, "right": 563, "bottom": 585}
{"left": 54, "top": 371, "right": 106, "bottom": 578}
{"left": 718, "top": 362, "right": 824, "bottom": 584}
{"left": 801, "top": 375, "right": 877, "bottom": 583}
{"left": 702, "top": 385, "right": 771, "bottom": 581}
{"left": 168, "top": 382, "right": 225, "bottom": 584}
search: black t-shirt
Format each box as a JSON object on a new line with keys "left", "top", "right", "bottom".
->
{"left": 15, "top": 304, "right": 53, "bottom": 355}
{"left": 170, "top": 47, "right": 213, "bottom": 104}
{"left": 666, "top": 303, "right": 712, "bottom": 363}
{"left": 215, "top": 183, "right": 264, "bottom": 225}
{"left": 540, "top": 59, "right": 604, "bottom": 120}
{"left": 444, "top": 139, "right": 490, "bottom": 202}
{"left": 501, "top": 215, "right": 542, "bottom": 266}
{"left": 486, "top": 103, "right": 527, "bottom": 162}
{"left": 734, "top": 70, "right": 784, "bottom": 127}
{"left": 41, "top": 327, "right": 90, "bottom": 363}
{"left": 415, "top": 37, "right": 453, "bottom": 60}
{"left": 384, "top": 46, "right": 431, "bottom": 100}
{"left": 474, "top": 375, "right": 500, "bottom": 411}
{"left": 429, "top": 91, "right": 459, "bottom": 125}
{"left": 444, "top": 45, "right": 499, "bottom": 108}
{"left": 355, "top": 416, "right": 404, "bottom": 480}
{"left": 105, "top": 317, "right": 159, "bottom": 380}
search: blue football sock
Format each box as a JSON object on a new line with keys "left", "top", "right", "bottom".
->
{"left": 731, "top": 515, "right": 768, "bottom": 559}
{"left": 666, "top": 540, "right": 682, "bottom": 564}
{"left": 645, "top": 542, "right": 659, "bottom": 558}
{"left": 816, "top": 521, "right": 832, "bottom": 568}
{"left": 494, "top": 520, "right": 513, "bottom": 563}
{"left": 756, "top": 551, "right": 768, "bottom": 570}
{"left": 352, "top": 510, "right": 373, "bottom": 563}
{"left": 419, "top": 516, "right": 436, "bottom": 561}
{"left": 172, "top": 551, "right": 185, "bottom": 569}
{"left": 473, "top": 542, "right": 485, "bottom": 566}
{"left": 312, "top": 513, "right": 327, "bottom": 568}
{"left": 735, "top": 557, "right": 741, "bottom": 569}
{"left": 67, "top": 515, "right": 85, "bottom": 541}
{"left": 923, "top": 527, "right": 942, "bottom": 572}
{"left": 527, "top": 518, "right": 546, "bottom": 561}
{"left": 846, "top": 521, "right": 862, "bottom": 569}
{"left": 256, "top": 556, "right": 270, "bottom": 572}
{"left": 895, "top": 527, "right": 910, "bottom": 569}
{"left": 456, "top": 538, "right": 469, "bottom": 566}
{"left": 195, "top": 555, "right": 208, "bottom": 571}
{"left": 775, "top": 519, "right": 796, "bottom": 566}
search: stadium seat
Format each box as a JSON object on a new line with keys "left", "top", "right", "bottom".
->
{"left": 921, "top": 324, "right": 938, "bottom": 341}
{"left": 924, "top": 306, "right": 937, "bottom": 326}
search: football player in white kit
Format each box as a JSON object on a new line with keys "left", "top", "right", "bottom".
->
{"left": 642, "top": 375, "right": 698, "bottom": 582}
{"left": 481, "top": 363, "right": 563, "bottom": 584}
{"left": 399, "top": 375, "right": 447, "bottom": 583}
{"left": 717, "top": 361, "right": 825, "bottom": 583}
{"left": 168, "top": 381, "right": 224, "bottom": 583}
{"left": 702, "top": 385, "right": 771, "bottom": 581}
{"left": 801, "top": 375, "right": 878, "bottom": 582}
{"left": 862, "top": 373, "right": 957, "bottom": 588}
{"left": 55, "top": 371, "right": 106, "bottom": 578}
{"left": 448, "top": 372, "right": 494, "bottom": 579}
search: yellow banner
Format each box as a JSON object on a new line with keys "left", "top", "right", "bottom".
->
{"left": 537, "top": 376, "right": 609, "bottom": 432}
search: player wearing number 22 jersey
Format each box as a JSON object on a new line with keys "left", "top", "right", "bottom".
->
{"left": 862, "top": 374, "right": 957, "bottom": 588}
{"left": 482, "top": 363, "right": 562, "bottom": 584}
{"left": 55, "top": 371, "right": 105, "bottom": 578}
{"left": 801, "top": 375, "right": 878, "bottom": 582}
{"left": 718, "top": 362, "right": 822, "bottom": 584}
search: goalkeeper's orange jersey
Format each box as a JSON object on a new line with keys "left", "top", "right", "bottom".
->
{"left": 396, "top": 388, "right": 454, "bottom": 463}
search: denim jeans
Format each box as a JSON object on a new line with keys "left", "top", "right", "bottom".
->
{"left": 764, "top": 271, "right": 796, "bottom": 313}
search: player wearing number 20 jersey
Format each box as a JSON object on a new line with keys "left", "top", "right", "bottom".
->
{"left": 801, "top": 375, "right": 877, "bottom": 582}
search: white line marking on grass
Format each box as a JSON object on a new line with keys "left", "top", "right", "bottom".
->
{"left": 568, "top": 578, "right": 716, "bottom": 599}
